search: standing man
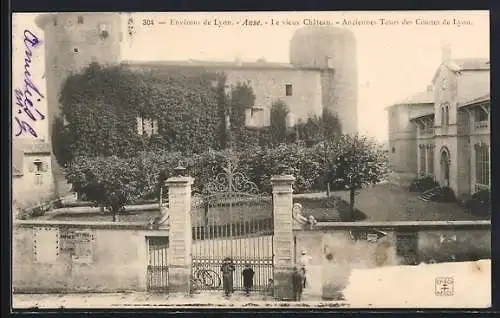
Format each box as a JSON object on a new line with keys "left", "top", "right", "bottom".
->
{"left": 292, "top": 266, "right": 305, "bottom": 301}
{"left": 242, "top": 263, "right": 255, "bottom": 296}
{"left": 298, "top": 250, "right": 312, "bottom": 288}
{"left": 221, "top": 257, "right": 235, "bottom": 297}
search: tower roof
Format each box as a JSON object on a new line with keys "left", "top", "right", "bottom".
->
{"left": 393, "top": 90, "right": 434, "bottom": 105}
{"left": 35, "top": 12, "right": 122, "bottom": 29}
{"left": 121, "top": 59, "right": 326, "bottom": 71}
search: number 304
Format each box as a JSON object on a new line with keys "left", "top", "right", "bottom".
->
{"left": 142, "top": 19, "right": 154, "bottom": 26}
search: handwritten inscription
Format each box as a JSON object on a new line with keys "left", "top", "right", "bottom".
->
{"left": 14, "top": 30, "right": 45, "bottom": 138}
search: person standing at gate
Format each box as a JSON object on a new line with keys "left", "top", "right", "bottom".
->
{"left": 298, "top": 250, "right": 312, "bottom": 288}
{"left": 292, "top": 266, "right": 305, "bottom": 301}
{"left": 221, "top": 257, "right": 235, "bottom": 297}
{"left": 242, "top": 263, "right": 255, "bottom": 296}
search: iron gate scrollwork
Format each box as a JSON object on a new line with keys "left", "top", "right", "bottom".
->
{"left": 191, "top": 158, "right": 274, "bottom": 294}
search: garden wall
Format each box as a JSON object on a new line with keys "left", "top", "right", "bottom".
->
{"left": 13, "top": 220, "right": 169, "bottom": 293}
{"left": 293, "top": 221, "right": 491, "bottom": 299}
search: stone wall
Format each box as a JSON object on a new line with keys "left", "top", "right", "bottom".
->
{"left": 293, "top": 221, "right": 490, "bottom": 300}
{"left": 13, "top": 220, "right": 167, "bottom": 293}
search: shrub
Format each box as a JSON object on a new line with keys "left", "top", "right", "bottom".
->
{"left": 65, "top": 151, "right": 183, "bottom": 221}
{"left": 239, "top": 143, "right": 324, "bottom": 194}
{"left": 409, "top": 176, "right": 439, "bottom": 193}
{"left": 433, "top": 186, "right": 456, "bottom": 202}
{"left": 465, "top": 189, "right": 491, "bottom": 216}
{"left": 16, "top": 199, "right": 59, "bottom": 220}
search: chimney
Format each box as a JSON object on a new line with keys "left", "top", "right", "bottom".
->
{"left": 441, "top": 42, "right": 452, "bottom": 63}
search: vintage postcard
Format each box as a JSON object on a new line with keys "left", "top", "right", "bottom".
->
{"left": 11, "top": 11, "right": 491, "bottom": 310}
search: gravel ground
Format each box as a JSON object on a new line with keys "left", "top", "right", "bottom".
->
{"left": 12, "top": 291, "right": 348, "bottom": 309}
{"left": 326, "top": 184, "right": 487, "bottom": 222}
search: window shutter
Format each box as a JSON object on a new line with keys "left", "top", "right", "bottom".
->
{"left": 152, "top": 120, "right": 158, "bottom": 135}
{"left": 143, "top": 118, "right": 152, "bottom": 136}
{"left": 136, "top": 117, "right": 143, "bottom": 135}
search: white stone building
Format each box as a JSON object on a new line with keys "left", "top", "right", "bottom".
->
{"left": 387, "top": 46, "right": 490, "bottom": 196}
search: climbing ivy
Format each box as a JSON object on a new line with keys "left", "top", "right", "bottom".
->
{"left": 56, "top": 63, "right": 222, "bottom": 162}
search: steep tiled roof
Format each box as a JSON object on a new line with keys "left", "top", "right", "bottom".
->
{"left": 432, "top": 58, "right": 490, "bottom": 83}
{"left": 121, "top": 59, "right": 324, "bottom": 71}
{"left": 12, "top": 148, "right": 24, "bottom": 177}
{"left": 409, "top": 111, "right": 435, "bottom": 121}
{"left": 13, "top": 139, "right": 51, "bottom": 154}
{"left": 459, "top": 94, "right": 490, "bottom": 107}
{"left": 394, "top": 90, "right": 434, "bottom": 105}
{"left": 451, "top": 58, "right": 490, "bottom": 71}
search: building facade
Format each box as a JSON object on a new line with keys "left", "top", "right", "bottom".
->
{"left": 12, "top": 140, "right": 54, "bottom": 209}
{"left": 35, "top": 13, "right": 359, "bottom": 197}
{"left": 387, "top": 46, "right": 490, "bottom": 196}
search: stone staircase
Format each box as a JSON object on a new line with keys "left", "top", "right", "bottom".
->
{"left": 417, "top": 186, "right": 441, "bottom": 202}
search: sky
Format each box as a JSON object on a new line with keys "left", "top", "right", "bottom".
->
{"left": 13, "top": 11, "right": 489, "bottom": 142}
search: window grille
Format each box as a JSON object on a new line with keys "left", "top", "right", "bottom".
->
{"left": 475, "top": 143, "right": 490, "bottom": 189}
{"left": 419, "top": 145, "right": 426, "bottom": 176}
{"left": 427, "top": 145, "right": 434, "bottom": 176}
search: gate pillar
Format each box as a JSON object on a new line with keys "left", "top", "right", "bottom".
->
{"left": 271, "top": 174, "right": 296, "bottom": 300}
{"left": 166, "top": 175, "right": 194, "bottom": 295}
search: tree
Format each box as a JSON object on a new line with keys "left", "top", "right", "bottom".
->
{"left": 65, "top": 151, "right": 182, "bottom": 221}
{"left": 294, "top": 107, "right": 342, "bottom": 147}
{"left": 298, "top": 115, "right": 323, "bottom": 146}
{"left": 215, "top": 73, "right": 230, "bottom": 149}
{"left": 270, "top": 100, "right": 289, "bottom": 145}
{"left": 324, "top": 134, "right": 389, "bottom": 221}
{"left": 322, "top": 107, "right": 342, "bottom": 140}
{"left": 51, "top": 116, "right": 72, "bottom": 167}
{"left": 229, "top": 82, "right": 256, "bottom": 149}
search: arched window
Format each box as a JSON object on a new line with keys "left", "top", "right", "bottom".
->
{"left": 440, "top": 102, "right": 450, "bottom": 130}
{"left": 419, "top": 144, "right": 426, "bottom": 176}
{"left": 475, "top": 143, "right": 490, "bottom": 190}
{"left": 427, "top": 145, "right": 434, "bottom": 176}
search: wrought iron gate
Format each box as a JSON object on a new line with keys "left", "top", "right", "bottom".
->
{"left": 190, "top": 159, "right": 274, "bottom": 293}
{"left": 147, "top": 236, "right": 169, "bottom": 292}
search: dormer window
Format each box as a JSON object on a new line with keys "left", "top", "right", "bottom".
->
{"left": 33, "top": 159, "right": 47, "bottom": 185}
{"left": 137, "top": 116, "right": 159, "bottom": 136}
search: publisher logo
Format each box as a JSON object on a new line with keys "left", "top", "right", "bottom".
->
{"left": 435, "top": 277, "right": 454, "bottom": 296}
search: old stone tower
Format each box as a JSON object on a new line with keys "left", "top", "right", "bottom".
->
{"left": 35, "top": 13, "right": 123, "bottom": 196}
{"left": 289, "top": 26, "right": 358, "bottom": 135}
{"left": 35, "top": 14, "right": 358, "bottom": 197}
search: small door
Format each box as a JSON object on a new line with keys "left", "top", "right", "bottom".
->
{"left": 146, "top": 236, "right": 169, "bottom": 293}
{"left": 395, "top": 231, "right": 419, "bottom": 265}
{"left": 440, "top": 150, "right": 450, "bottom": 187}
